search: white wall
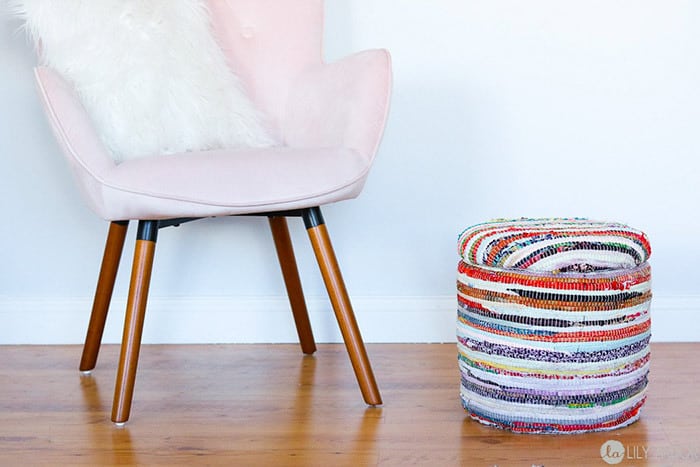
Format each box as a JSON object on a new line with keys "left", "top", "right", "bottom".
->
{"left": 1, "top": 1, "right": 698, "bottom": 344}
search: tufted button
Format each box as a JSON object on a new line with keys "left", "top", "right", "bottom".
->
{"left": 241, "top": 25, "right": 255, "bottom": 39}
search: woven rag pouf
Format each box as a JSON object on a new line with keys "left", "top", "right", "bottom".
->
{"left": 456, "top": 218, "right": 652, "bottom": 434}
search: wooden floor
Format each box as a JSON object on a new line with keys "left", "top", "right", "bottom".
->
{"left": 0, "top": 343, "right": 698, "bottom": 466}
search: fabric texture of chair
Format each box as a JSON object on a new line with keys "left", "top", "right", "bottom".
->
{"left": 28, "top": 0, "right": 391, "bottom": 424}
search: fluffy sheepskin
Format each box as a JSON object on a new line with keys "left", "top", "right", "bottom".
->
{"left": 11, "top": 0, "right": 276, "bottom": 163}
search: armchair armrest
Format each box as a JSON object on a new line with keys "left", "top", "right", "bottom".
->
{"left": 34, "top": 66, "right": 116, "bottom": 217}
{"left": 34, "top": 66, "right": 116, "bottom": 179}
{"left": 282, "top": 49, "right": 392, "bottom": 160}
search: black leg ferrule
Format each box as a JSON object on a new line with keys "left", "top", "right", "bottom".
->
{"left": 136, "top": 220, "right": 159, "bottom": 242}
{"left": 302, "top": 207, "right": 325, "bottom": 229}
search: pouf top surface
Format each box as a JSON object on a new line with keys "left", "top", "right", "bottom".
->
{"left": 458, "top": 218, "right": 651, "bottom": 273}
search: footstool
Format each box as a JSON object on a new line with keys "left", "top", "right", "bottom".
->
{"left": 456, "top": 218, "right": 652, "bottom": 434}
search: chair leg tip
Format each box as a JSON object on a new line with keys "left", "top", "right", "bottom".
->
{"left": 302, "top": 345, "right": 317, "bottom": 355}
{"left": 365, "top": 395, "right": 383, "bottom": 406}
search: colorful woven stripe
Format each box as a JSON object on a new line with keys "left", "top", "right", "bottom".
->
{"left": 457, "top": 218, "right": 652, "bottom": 434}
{"left": 458, "top": 218, "right": 651, "bottom": 273}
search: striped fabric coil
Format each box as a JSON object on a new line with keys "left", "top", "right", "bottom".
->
{"left": 456, "top": 218, "right": 652, "bottom": 434}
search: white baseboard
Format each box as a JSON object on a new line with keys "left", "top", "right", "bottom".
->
{"left": 0, "top": 295, "right": 696, "bottom": 344}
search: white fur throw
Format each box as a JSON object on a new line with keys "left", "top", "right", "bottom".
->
{"left": 11, "top": 0, "right": 276, "bottom": 163}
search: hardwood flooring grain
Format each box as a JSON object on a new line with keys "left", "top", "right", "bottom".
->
{"left": 0, "top": 343, "right": 698, "bottom": 466}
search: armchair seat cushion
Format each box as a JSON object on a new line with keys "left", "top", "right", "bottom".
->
{"left": 95, "top": 146, "right": 369, "bottom": 220}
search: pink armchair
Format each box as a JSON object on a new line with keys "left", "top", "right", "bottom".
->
{"left": 33, "top": 0, "right": 391, "bottom": 424}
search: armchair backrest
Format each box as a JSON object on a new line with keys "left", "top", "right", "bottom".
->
{"left": 207, "top": 0, "right": 324, "bottom": 133}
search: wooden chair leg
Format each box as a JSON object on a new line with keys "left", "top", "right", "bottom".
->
{"left": 303, "top": 208, "right": 382, "bottom": 406}
{"left": 269, "top": 216, "right": 317, "bottom": 355}
{"left": 112, "top": 221, "right": 158, "bottom": 424}
{"left": 80, "top": 221, "right": 129, "bottom": 372}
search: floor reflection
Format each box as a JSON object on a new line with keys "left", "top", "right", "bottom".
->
{"left": 459, "top": 411, "right": 652, "bottom": 466}
{"left": 288, "top": 352, "right": 381, "bottom": 463}
{"left": 79, "top": 372, "right": 136, "bottom": 465}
